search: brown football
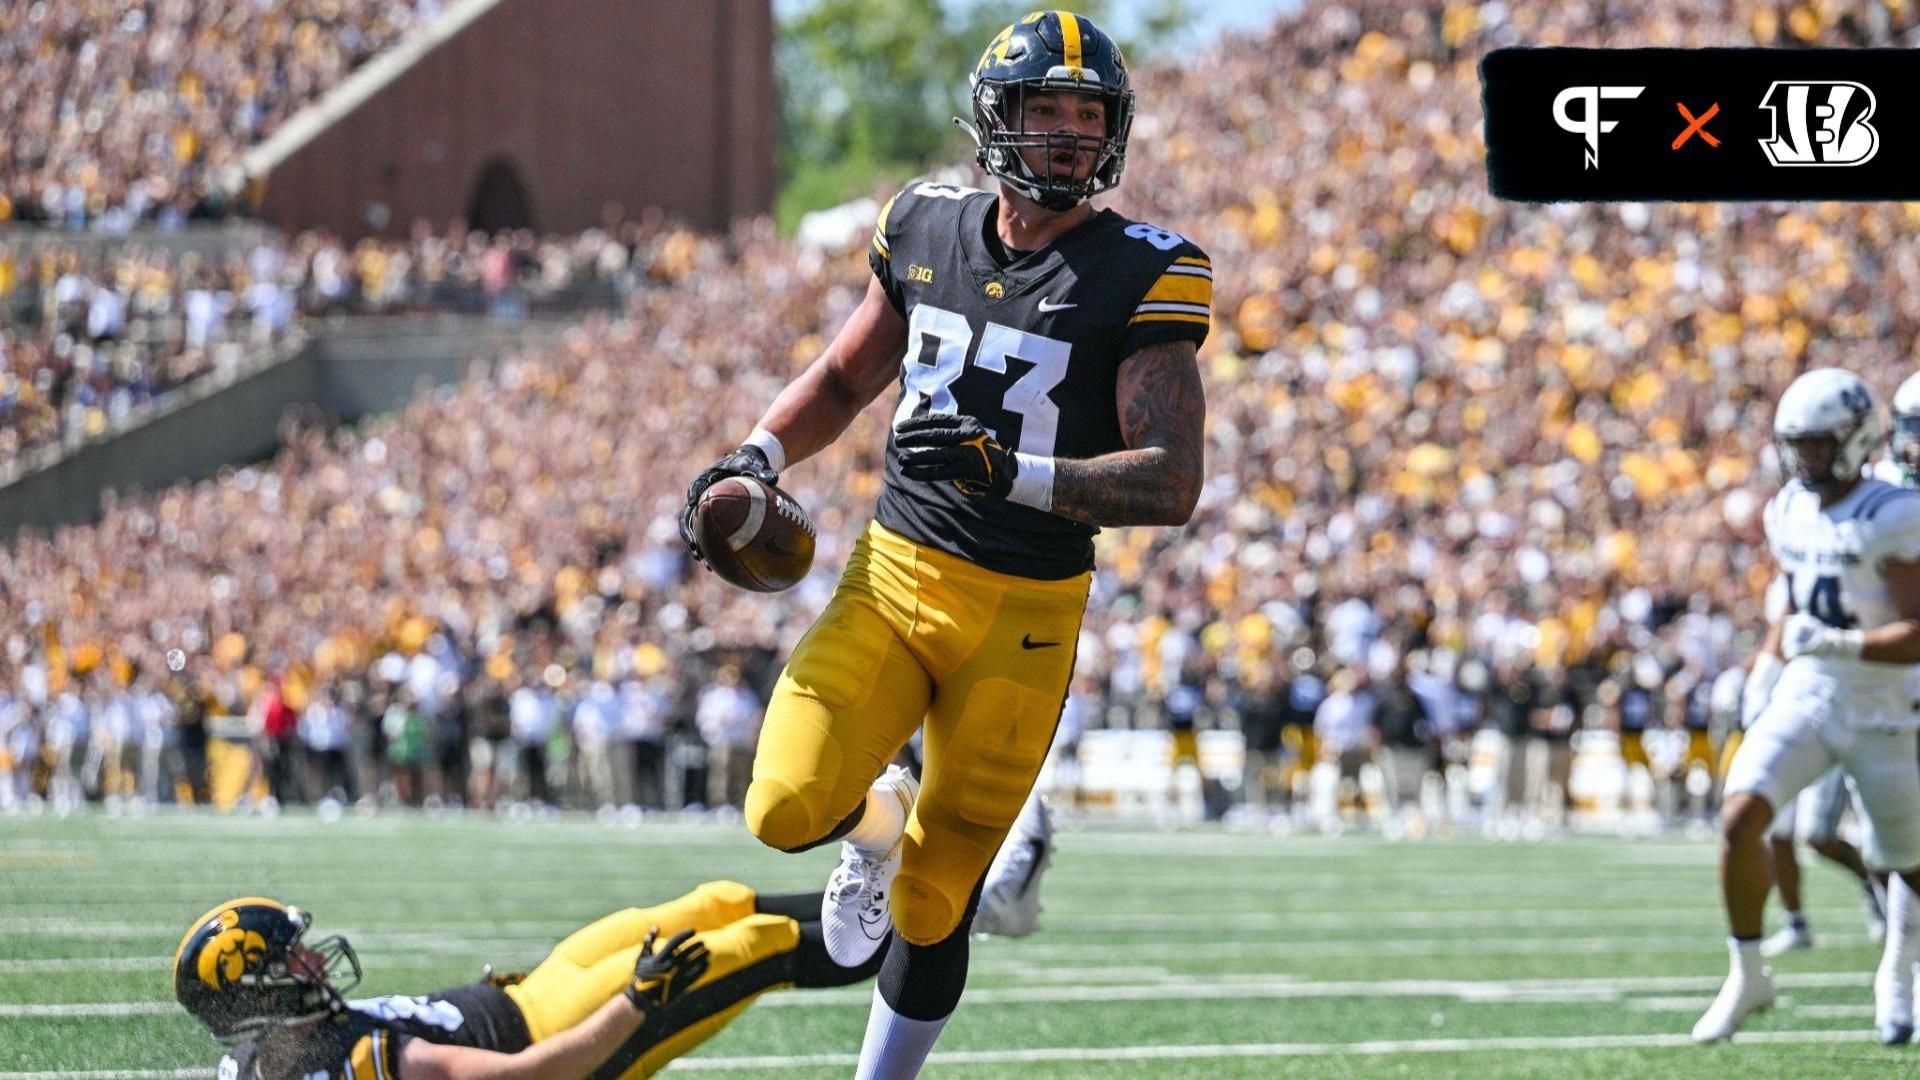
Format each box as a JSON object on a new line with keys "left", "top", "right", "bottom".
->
{"left": 693, "top": 476, "right": 816, "bottom": 592}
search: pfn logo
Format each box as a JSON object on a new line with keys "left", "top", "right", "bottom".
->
{"left": 1553, "top": 85, "right": 1645, "bottom": 169}
{"left": 1758, "top": 81, "right": 1879, "bottom": 166}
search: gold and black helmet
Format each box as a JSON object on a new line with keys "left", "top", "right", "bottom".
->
{"left": 173, "top": 897, "right": 360, "bottom": 1045}
{"left": 960, "top": 10, "right": 1135, "bottom": 211}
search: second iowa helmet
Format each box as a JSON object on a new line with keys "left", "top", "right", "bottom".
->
{"left": 173, "top": 897, "right": 361, "bottom": 1044}
{"left": 961, "top": 10, "right": 1135, "bottom": 211}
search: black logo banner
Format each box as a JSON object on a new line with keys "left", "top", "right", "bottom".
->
{"left": 1482, "top": 48, "right": 1916, "bottom": 201}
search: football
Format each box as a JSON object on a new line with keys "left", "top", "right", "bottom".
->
{"left": 692, "top": 475, "right": 816, "bottom": 592}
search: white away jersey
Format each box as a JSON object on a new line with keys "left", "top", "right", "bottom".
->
{"left": 1765, "top": 477, "right": 1920, "bottom": 687}
{"left": 1866, "top": 458, "right": 1920, "bottom": 709}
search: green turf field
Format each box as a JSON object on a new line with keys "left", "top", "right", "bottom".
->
{"left": 1, "top": 811, "right": 1910, "bottom": 1078}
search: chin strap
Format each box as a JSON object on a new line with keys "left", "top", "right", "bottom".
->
{"left": 956, "top": 115, "right": 1092, "bottom": 212}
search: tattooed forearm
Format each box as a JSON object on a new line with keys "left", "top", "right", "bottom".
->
{"left": 1049, "top": 340, "right": 1205, "bottom": 527}
{"left": 1051, "top": 449, "right": 1192, "bottom": 526}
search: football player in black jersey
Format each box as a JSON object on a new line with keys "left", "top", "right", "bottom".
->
{"left": 681, "top": 11, "right": 1209, "bottom": 1076}
{"left": 175, "top": 884, "right": 884, "bottom": 1080}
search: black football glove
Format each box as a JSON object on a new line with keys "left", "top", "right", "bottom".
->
{"left": 624, "top": 927, "right": 710, "bottom": 1012}
{"left": 680, "top": 445, "right": 780, "bottom": 563}
{"left": 478, "top": 964, "right": 526, "bottom": 989}
{"left": 895, "top": 413, "right": 1016, "bottom": 500}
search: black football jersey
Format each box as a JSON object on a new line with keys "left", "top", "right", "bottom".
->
{"left": 868, "top": 180, "right": 1212, "bottom": 580}
{"left": 217, "top": 983, "right": 531, "bottom": 1080}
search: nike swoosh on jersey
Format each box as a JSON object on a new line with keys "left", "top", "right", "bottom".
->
{"left": 1021, "top": 634, "right": 1061, "bottom": 649}
{"left": 1036, "top": 298, "right": 1077, "bottom": 312}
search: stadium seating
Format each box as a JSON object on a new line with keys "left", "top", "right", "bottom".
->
{"left": 4, "top": 0, "right": 1917, "bottom": 824}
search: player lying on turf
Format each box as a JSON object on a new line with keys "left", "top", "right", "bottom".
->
{"left": 175, "top": 881, "right": 883, "bottom": 1080}
{"left": 173, "top": 811, "right": 1062, "bottom": 1080}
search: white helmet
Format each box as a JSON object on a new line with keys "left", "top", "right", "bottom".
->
{"left": 1891, "top": 370, "right": 1920, "bottom": 486}
{"left": 1772, "top": 367, "right": 1883, "bottom": 492}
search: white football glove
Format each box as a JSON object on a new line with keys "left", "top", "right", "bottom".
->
{"left": 1780, "top": 612, "right": 1866, "bottom": 661}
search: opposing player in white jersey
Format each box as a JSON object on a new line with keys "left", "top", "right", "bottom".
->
{"left": 1755, "top": 572, "right": 1887, "bottom": 957}
{"left": 1886, "top": 371, "right": 1920, "bottom": 489}
{"left": 1694, "top": 369, "right": 1920, "bottom": 1046}
{"left": 1835, "top": 370, "right": 1920, "bottom": 960}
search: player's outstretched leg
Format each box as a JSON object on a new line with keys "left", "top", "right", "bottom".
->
{"left": 1875, "top": 872, "right": 1920, "bottom": 1044}
{"left": 823, "top": 764, "right": 921, "bottom": 966}
{"left": 1693, "top": 792, "right": 1778, "bottom": 1043}
{"left": 853, "top": 881, "right": 984, "bottom": 1080}
{"left": 1761, "top": 804, "right": 1812, "bottom": 958}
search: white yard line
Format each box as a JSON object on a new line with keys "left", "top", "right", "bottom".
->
{"left": 992, "top": 932, "right": 1877, "bottom": 961}
{"left": 8, "top": 902, "right": 1861, "bottom": 940}
{"left": 13, "top": 970, "right": 1872, "bottom": 1017}
{"left": 750, "top": 970, "right": 1873, "bottom": 1008}
{"left": 12, "top": 931, "right": 1862, "bottom": 976}
{"left": 0, "top": 957, "right": 165, "bottom": 973}
{"left": 0, "top": 1003, "right": 175, "bottom": 1017}
{"left": 1045, "top": 907, "right": 1737, "bottom": 930}
{"left": 661, "top": 1028, "right": 1881, "bottom": 1070}
{"left": 22, "top": 968, "right": 1850, "bottom": 1006}
{"left": 0, "top": 1028, "right": 1879, "bottom": 1080}
{"left": 0, "top": 1072, "right": 209, "bottom": 1080}
{"left": 1794, "top": 1004, "right": 1877, "bottom": 1019}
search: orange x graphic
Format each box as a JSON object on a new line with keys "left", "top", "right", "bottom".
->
{"left": 1673, "top": 102, "right": 1720, "bottom": 149}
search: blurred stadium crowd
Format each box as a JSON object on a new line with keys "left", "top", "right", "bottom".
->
{"left": 0, "top": 223, "right": 659, "bottom": 475}
{"left": 1, "top": 0, "right": 461, "bottom": 227}
{"left": 5, "top": 1, "right": 1920, "bottom": 829}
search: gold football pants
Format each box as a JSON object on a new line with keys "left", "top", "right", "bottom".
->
{"left": 504, "top": 880, "right": 797, "bottom": 1078}
{"left": 746, "top": 521, "right": 1089, "bottom": 945}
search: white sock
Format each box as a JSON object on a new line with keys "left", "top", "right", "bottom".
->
{"left": 843, "top": 785, "right": 905, "bottom": 853}
{"left": 1885, "top": 876, "right": 1920, "bottom": 972}
{"left": 1730, "top": 936, "right": 1763, "bottom": 979}
{"left": 854, "top": 987, "right": 950, "bottom": 1080}
{"left": 1877, "top": 875, "right": 1920, "bottom": 1025}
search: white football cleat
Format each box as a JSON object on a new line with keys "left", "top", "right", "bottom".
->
{"left": 975, "top": 794, "right": 1055, "bottom": 938}
{"left": 1691, "top": 967, "right": 1775, "bottom": 1043}
{"left": 1759, "top": 922, "right": 1813, "bottom": 958}
{"left": 821, "top": 765, "right": 919, "bottom": 968}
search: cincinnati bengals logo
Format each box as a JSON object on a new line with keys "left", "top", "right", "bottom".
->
{"left": 197, "top": 909, "right": 268, "bottom": 990}
{"left": 1757, "top": 81, "right": 1879, "bottom": 167}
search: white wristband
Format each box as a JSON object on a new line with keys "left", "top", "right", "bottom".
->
{"left": 1827, "top": 628, "right": 1867, "bottom": 658}
{"left": 1009, "top": 452, "right": 1055, "bottom": 512}
{"left": 743, "top": 428, "right": 786, "bottom": 474}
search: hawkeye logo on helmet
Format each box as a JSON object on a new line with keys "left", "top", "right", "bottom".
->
{"left": 976, "top": 25, "right": 1014, "bottom": 76}
{"left": 198, "top": 910, "right": 268, "bottom": 990}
